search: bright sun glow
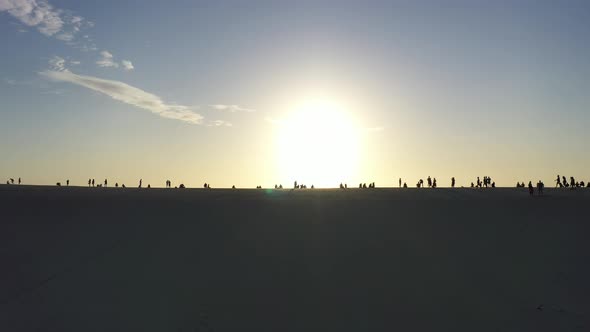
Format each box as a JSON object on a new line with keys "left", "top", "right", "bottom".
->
{"left": 275, "top": 100, "right": 360, "bottom": 188}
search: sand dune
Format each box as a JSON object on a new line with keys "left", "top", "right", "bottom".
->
{"left": 0, "top": 185, "right": 588, "bottom": 331}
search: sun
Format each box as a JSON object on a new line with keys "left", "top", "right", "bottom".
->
{"left": 275, "top": 100, "right": 360, "bottom": 188}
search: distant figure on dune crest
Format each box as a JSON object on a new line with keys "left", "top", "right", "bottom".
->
{"left": 18, "top": 177, "right": 21, "bottom": 185}
{"left": 471, "top": 182, "right": 474, "bottom": 188}
{"left": 139, "top": 179, "right": 142, "bottom": 188}
{"left": 340, "top": 183, "right": 344, "bottom": 189}
{"left": 344, "top": 183, "right": 347, "bottom": 189}
{"left": 56, "top": 182, "right": 61, "bottom": 186}
{"left": 570, "top": 177, "right": 575, "bottom": 188}
{"left": 232, "top": 185, "right": 236, "bottom": 189}
{"left": 492, "top": 182, "right": 495, "bottom": 188}
{"left": 294, "top": 181, "right": 298, "bottom": 189}
{"left": 122, "top": 184, "right": 126, "bottom": 188}
{"left": 311, "top": 185, "right": 315, "bottom": 189}
{"left": 10, "top": 178, "right": 14, "bottom": 184}
{"left": 403, "top": 182, "right": 407, "bottom": 188}
{"left": 115, "top": 183, "right": 118, "bottom": 187}
{"left": 562, "top": 176, "right": 568, "bottom": 188}
{"left": 363, "top": 183, "right": 367, "bottom": 189}
{"left": 399, "top": 178, "right": 402, "bottom": 188}
{"left": 451, "top": 177, "right": 455, "bottom": 188}
{"left": 147, "top": 184, "right": 151, "bottom": 188}
{"left": 528, "top": 181, "right": 534, "bottom": 196}
{"left": 104, "top": 179, "right": 107, "bottom": 187}
{"left": 580, "top": 181, "right": 585, "bottom": 187}
{"left": 88, "top": 179, "right": 91, "bottom": 187}
{"left": 92, "top": 179, "right": 95, "bottom": 187}
{"left": 427, "top": 176, "right": 432, "bottom": 188}
{"left": 556, "top": 175, "right": 562, "bottom": 188}
{"left": 179, "top": 184, "right": 185, "bottom": 188}
{"left": 537, "top": 180, "right": 544, "bottom": 195}
{"left": 66, "top": 179, "right": 69, "bottom": 186}
{"left": 432, "top": 178, "right": 437, "bottom": 188}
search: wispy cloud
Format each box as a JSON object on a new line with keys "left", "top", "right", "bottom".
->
{"left": 121, "top": 60, "right": 134, "bottom": 71}
{"left": 210, "top": 104, "right": 255, "bottom": 113}
{"left": 0, "top": 0, "right": 90, "bottom": 41}
{"left": 96, "top": 50, "right": 119, "bottom": 68}
{"left": 40, "top": 66, "right": 204, "bottom": 125}
{"left": 207, "top": 120, "right": 233, "bottom": 127}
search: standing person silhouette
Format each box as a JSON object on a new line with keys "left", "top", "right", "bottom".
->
{"left": 104, "top": 179, "right": 107, "bottom": 187}
{"left": 66, "top": 179, "right": 69, "bottom": 186}
{"left": 427, "top": 176, "right": 432, "bottom": 188}
{"left": 88, "top": 179, "right": 91, "bottom": 187}
{"left": 18, "top": 177, "right": 21, "bottom": 185}
{"left": 92, "top": 179, "right": 95, "bottom": 187}
{"left": 139, "top": 179, "right": 142, "bottom": 188}
{"left": 451, "top": 177, "right": 455, "bottom": 188}
{"left": 555, "top": 175, "right": 561, "bottom": 188}
{"left": 399, "top": 178, "right": 401, "bottom": 188}
{"left": 528, "top": 181, "right": 534, "bottom": 196}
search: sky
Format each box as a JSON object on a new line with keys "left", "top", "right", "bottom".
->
{"left": 1, "top": 0, "right": 590, "bottom": 188}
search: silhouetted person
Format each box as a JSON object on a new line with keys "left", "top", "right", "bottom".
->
{"left": 122, "top": 184, "right": 126, "bottom": 188}
{"left": 427, "top": 176, "right": 432, "bottom": 188}
{"left": 115, "top": 183, "right": 118, "bottom": 187}
{"left": 294, "top": 181, "right": 298, "bottom": 189}
{"left": 528, "top": 181, "right": 534, "bottom": 196}
{"left": 179, "top": 184, "right": 185, "bottom": 188}
{"left": 580, "top": 181, "right": 585, "bottom": 187}
{"left": 471, "top": 182, "right": 474, "bottom": 188}
{"left": 359, "top": 183, "right": 362, "bottom": 188}
{"left": 18, "top": 177, "right": 21, "bottom": 185}
{"left": 570, "top": 177, "right": 575, "bottom": 188}
{"left": 88, "top": 179, "right": 91, "bottom": 187}
{"left": 92, "top": 179, "right": 95, "bottom": 187}
{"left": 147, "top": 184, "right": 151, "bottom": 188}
{"left": 403, "top": 182, "right": 407, "bottom": 188}
{"left": 280, "top": 184, "right": 283, "bottom": 189}
{"left": 56, "top": 182, "right": 61, "bottom": 186}
{"left": 477, "top": 177, "right": 481, "bottom": 188}
{"left": 232, "top": 185, "right": 236, "bottom": 189}
{"left": 139, "top": 179, "right": 142, "bottom": 188}
{"left": 492, "top": 182, "right": 495, "bottom": 188}
{"left": 66, "top": 179, "right": 69, "bottom": 186}
{"left": 432, "top": 178, "right": 437, "bottom": 188}
{"left": 104, "top": 179, "right": 107, "bottom": 187}
{"left": 562, "top": 176, "right": 567, "bottom": 187}
{"left": 363, "top": 183, "right": 367, "bottom": 189}
{"left": 556, "top": 175, "right": 561, "bottom": 188}
{"left": 340, "top": 183, "right": 344, "bottom": 189}
{"left": 10, "top": 178, "right": 14, "bottom": 184}
{"left": 451, "top": 177, "right": 455, "bottom": 188}
{"left": 399, "top": 178, "right": 402, "bottom": 188}
{"left": 344, "top": 183, "right": 347, "bottom": 189}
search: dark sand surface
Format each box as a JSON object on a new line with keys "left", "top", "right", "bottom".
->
{"left": 0, "top": 185, "right": 589, "bottom": 331}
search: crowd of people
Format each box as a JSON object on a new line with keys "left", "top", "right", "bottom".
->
{"left": 4, "top": 175, "right": 590, "bottom": 195}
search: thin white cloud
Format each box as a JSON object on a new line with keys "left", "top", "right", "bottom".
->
{"left": 210, "top": 104, "right": 255, "bottom": 113}
{"left": 70, "top": 60, "right": 80, "bottom": 65}
{"left": 96, "top": 50, "right": 119, "bottom": 68}
{"left": 207, "top": 120, "right": 232, "bottom": 127}
{"left": 40, "top": 68, "right": 204, "bottom": 125}
{"left": 48, "top": 55, "right": 66, "bottom": 71}
{"left": 121, "top": 60, "right": 134, "bottom": 71}
{"left": 0, "top": 0, "right": 63, "bottom": 36}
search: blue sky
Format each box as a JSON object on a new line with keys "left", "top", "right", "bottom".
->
{"left": 1, "top": 0, "right": 590, "bottom": 187}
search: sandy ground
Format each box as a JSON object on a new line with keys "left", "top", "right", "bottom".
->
{"left": 0, "top": 185, "right": 588, "bottom": 331}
